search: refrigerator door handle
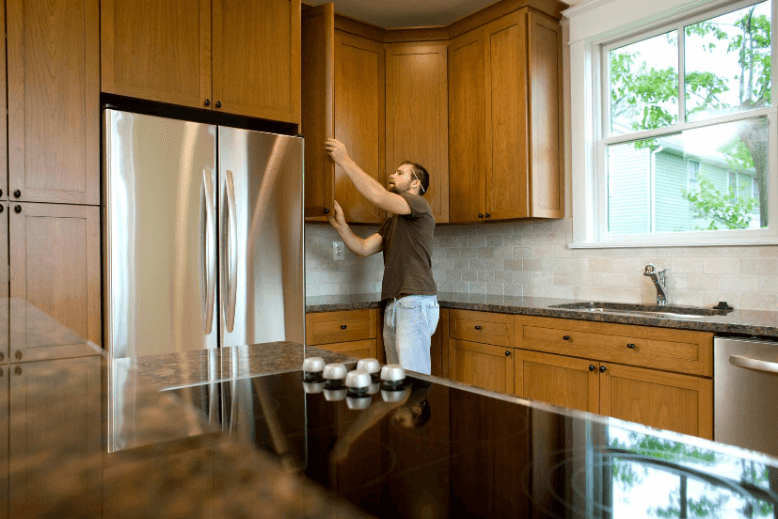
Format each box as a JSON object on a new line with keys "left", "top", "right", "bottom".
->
{"left": 222, "top": 169, "right": 238, "bottom": 332}
{"left": 202, "top": 168, "right": 217, "bottom": 334}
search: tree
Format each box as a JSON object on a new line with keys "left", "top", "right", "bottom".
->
{"left": 610, "top": 4, "right": 771, "bottom": 228}
{"left": 682, "top": 173, "right": 757, "bottom": 230}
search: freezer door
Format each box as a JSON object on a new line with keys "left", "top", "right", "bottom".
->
{"left": 105, "top": 110, "right": 218, "bottom": 358}
{"left": 218, "top": 127, "right": 304, "bottom": 349}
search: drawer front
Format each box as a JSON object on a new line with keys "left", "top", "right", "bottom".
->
{"left": 518, "top": 316, "right": 713, "bottom": 376}
{"left": 449, "top": 309, "right": 512, "bottom": 347}
{"left": 316, "top": 339, "right": 377, "bottom": 360}
{"left": 306, "top": 309, "right": 376, "bottom": 345}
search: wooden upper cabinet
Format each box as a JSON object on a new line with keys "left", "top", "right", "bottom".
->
{"left": 385, "top": 42, "right": 449, "bottom": 223}
{"left": 102, "top": 0, "right": 301, "bottom": 124}
{"left": 301, "top": 3, "right": 335, "bottom": 220}
{"left": 334, "top": 31, "right": 386, "bottom": 224}
{"left": 212, "top": 0, "right": 301, "bottom": 123}
{"left": 0, "top": 1, "right": 7, "bottom": 202}
{"left": 9, "top": 204, "right": 101, "bottom": 362}
{"left": 101, "top": 0, "right": 212, "bottom": 109}
{"left": 8, "top": 0, "right": 100, "bottom": 205}
{"left": 448, "top": 29, "right": 485, "bottom": 224}
{"left": 448, "top": 8, "right": 563, "bottom": 222}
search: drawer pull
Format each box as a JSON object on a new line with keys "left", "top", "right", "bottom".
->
{"left": 505, "top": 350, "right": 511, "bottom": 357}
{"left": 589, "top": 364, "right": 595, "bottom": 372}
{"left": 563, "top": 335, "right": 571, "bottom": 341}
{"left": 340, "top": 325, "right": 347, "bottom": 330}
{"left": 474, "top": 325, "right": 482, "bottom": 330}
{"left": 627, "top": 343, "right": 636, "bottom": 349}
{"left": 599, "top": 365, "right": 607, "bottom": 373}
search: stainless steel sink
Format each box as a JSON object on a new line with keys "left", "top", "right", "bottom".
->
{"left": 550, "top": 302, "right": 730, "bottom": 320}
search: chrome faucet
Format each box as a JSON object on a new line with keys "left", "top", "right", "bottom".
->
{"left": 643, "top": 264, "right": 669, "bottom": 306}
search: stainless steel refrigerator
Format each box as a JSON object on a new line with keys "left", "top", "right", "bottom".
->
{"left": 103, "top": 109, "right": 304, "bottom": 358}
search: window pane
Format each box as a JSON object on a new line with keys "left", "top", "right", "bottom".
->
{"left": 609, "top": 31, "right": 679, "bottom": 136}
{"left": 607, "top": 117, "right": 768, "bottom": 234}
{"left": 685, "top": 1, "right": 772, "bottom": 122}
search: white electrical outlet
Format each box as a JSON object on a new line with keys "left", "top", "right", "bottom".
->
{"left": 333, "top": 241, "right": 344, "bottom": 260}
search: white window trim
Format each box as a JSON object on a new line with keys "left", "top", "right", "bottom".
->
{"left": 566, "top": 0, "right": 778, "bottom": 248}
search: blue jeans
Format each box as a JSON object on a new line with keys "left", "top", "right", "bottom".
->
{"left": 383, "top": 295, "right": 439, "bottom": 375}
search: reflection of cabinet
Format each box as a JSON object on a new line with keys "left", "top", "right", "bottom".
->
{"left": 9, "top": 204, "right": 102, "bottom": 362}
{"left": 306, "top": 309, "right": 380, "bottom": 360}
{"left": 102, "top": 0, "right": 301, "bottom": 123}
{"left": 0, "top": 367, "right": 7, "bottom": 512}
{"left": 8, "top": 0, "right": 100, "bottom": 205}
{"left": 385, "top": 42, "right": 449, "bottom": 223}
{"left": 449, "top": 10, "right": 563, "bottom": 223}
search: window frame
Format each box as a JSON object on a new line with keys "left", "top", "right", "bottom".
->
{"left": 572, "top": 0, "right": 778, "bottom": 248}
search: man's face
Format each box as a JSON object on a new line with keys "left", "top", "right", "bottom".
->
{"left": 388, "top": 164, "right": 416, "bottom": 194}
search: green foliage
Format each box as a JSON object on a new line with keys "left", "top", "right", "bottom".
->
{"left": 682, "top": 174, "right": 756, "bottom": 230}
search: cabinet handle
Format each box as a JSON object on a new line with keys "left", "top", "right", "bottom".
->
{"left": 627, "top": 343, "right": 636, "bottom": 349}
{"left": 563, "top": 335, "right": 571, "bottom": 341}
{"left": 323, "top": 208, "right": 330, "bottom": 214}
{"left": 215, "top": 101, "right": 222, "bottom": 108}
{"left": 204, "top": 99, "right": 211, "bottom": 107}
{"left": 0, "top": 188, "right": 3, "bottom": 197}
{"left": 505, "top": 350, "right": 511, "bottom": 357}
{"left": 589, "top": 364, "right": 595, "bottom": 371}
{"left": 14, "top": 205, "right": 21, "bottom": 214}
{"left": 478, "top": 213, "right": 483, "bottom": 219}
{"left": 13, "top": 189, "right": 21, "bottom": 198}
{"left": 599, "top": 365, "right": 607, "bottom": 373}
{"left": 15, "top": 351, "right": 22, "bottom": 360}
{"left": 485, "top": 213, "right": 490, "bottom": 219}
{"left": 0, "top": 205, "right": 3, "bottom": 213}
{"left": 14, "top": 366, "right": 21, "bottom": 376}
{"left": 340, "top": 324, "right": 347, "bottom": 330}
{"left": 474, "top": 325, "right": 482, "bottom": 330}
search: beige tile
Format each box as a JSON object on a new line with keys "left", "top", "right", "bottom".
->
{"left": 703, "top": 257, "right": 739, "bottom": 274}
{"left": 684, "top": 273, "right": 722, "bottom": 291}
{"left": 545, "top": 285, "right": 567, "bottom": 298}
{"left": 757, "top": 276, "right": 778, "bottom": 292}
{"left": 555, "top": 271, "right": 577, "bottom": 286}
{"left": 504, "top": 259, "right": 523, "bottom": 271}
{"left": 739, "top": 292, "right": 778, "bottom": 311}
{"left": 578, "top": 272, "right": 602, "bottom": 286}
{"left": 702, "top": 292, "right": 740, "bottom": 308}
{"left": 589, "top": 286, "right": 642, "bottom": 303}
{"left": 669, "top": 290, "right": 704, "bottom": 307}
{"left": 719, "top": 274, "right": 759, "bottom": 292}
{"left": 739, "top": 257, "right": 778, "bottom": 276}
{"left": 523, "top": 259, "right": 544, "bottom": 272}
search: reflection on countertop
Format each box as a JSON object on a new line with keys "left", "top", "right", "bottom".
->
{"left": 306, "top": 292, "right": 778, "bottom": 339}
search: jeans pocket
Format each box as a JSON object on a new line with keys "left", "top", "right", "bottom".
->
{"left": 426, "top": 303, "right": 440, "bottom": 335}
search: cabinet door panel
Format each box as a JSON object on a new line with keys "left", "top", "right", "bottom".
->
{"left": 484, "top": 11, "right": 528, "bottom": 220}
{"left": 315, "top": 339, "right": 376, "bottom": 360}
{"left": 528, "top": 12, "right": 564, "bottom": 218}
{"left": 514, "top": 350, "right": 599, "bottom": 413}
{"left": 335, "top": 31, "right": 385, "bottom": 224}
{"left": 448, "top": 30, "right": 485, "bottom": 223}
{"left": 101, "top": 0, "right": 211, "bottom": 109}
{"left": 302, "top": 4, "right": 335, "bottom": 220}
{"left": 600, "top": 364, "right": 713, "bottom": 439}
{"left": 8, "top": 0, "right": 100, "bottom": 204}
{"left": 0, "top": 203, "right": 7, "bottom": 365}
{"left": 0, "top": 1, "right": 6, "bottom": 201}
{"left": 386, "top": 43, "right": 449, "bottom": 223}
{"left": 10, "top": 204, "right": 101, "bottom": 362}
{"left": 213, "top": 0, "right": 300, "bottom": 123}
{"left": 450, "top": 339, "right": 513, "bottom": 394}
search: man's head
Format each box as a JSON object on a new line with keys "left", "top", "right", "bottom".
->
{"left": 388, "top": 161, "right": 429, "bottom": 196}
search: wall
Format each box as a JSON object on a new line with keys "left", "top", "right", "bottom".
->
{"left": 305, "top": 0, "right": 778, "bottom": 312}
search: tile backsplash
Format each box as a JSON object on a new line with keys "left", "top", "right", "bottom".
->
{"left": 305, "top": 219, "right": 778, "bottom": 311}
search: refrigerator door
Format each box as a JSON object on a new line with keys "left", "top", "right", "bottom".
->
{"left": 105, "top": 110, "right": 218, "bottom": 358}
{"left": 218, "top": 127, "right": 304, "bottom": 349}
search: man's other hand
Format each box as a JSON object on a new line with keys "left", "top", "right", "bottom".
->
{"left": 325, "top": 138, "right": 349, "bottom": 165}
{"left": 327, "top": 200, "right": 346, "bottom": 230}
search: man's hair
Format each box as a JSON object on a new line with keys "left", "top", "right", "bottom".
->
{"left": 401, "top": 161, "right": 430, "bottom": 196}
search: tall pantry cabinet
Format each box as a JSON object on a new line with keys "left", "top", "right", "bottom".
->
{"left": 3, "top": 0, "right": 102, "bottom": 364}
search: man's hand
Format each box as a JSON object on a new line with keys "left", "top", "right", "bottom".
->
{"left": 326, "top": 200, "right": 346, "bottom": 230}
{"left": 325, "top": 138, "right": 349, "bottom": 165}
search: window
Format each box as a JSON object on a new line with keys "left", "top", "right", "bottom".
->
{"left": 579, "top": 0, "right": 778, "bottom": 247}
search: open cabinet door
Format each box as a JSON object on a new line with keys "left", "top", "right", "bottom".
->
{"left": 302, "top": 3, "right": 335, "bottom": 220}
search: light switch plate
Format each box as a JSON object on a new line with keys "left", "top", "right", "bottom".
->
{"left": 333, "top": 241, "right": 344, "bottom": 260}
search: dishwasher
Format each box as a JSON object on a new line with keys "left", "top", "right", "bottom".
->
{"left": 714, "top": 336, "right": 778, "bottom": 458}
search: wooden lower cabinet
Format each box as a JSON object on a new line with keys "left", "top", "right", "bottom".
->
{"left": 430, "top": 308, "right": 449, "bottom": 378}
{"left": 315, "top": 339, "right": 376, "bottom": 359}
{"left": 306, "top": 308, "right": 383, "bottom": 362}
{"left": 600, "top": 363, "right": 713, "bottom": 440}
{"left": 514, "top": 350, "right": 599, "bottom": 413}
{"left": 449, "top": 339, "right": 514, "bottom": 393}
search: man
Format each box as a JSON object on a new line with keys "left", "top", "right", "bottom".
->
{"left": 324, "top": 138, "right": 438, "bottom": 375}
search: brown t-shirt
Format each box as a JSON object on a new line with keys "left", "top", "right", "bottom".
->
{"left": 377, "top": 193, "right": 437, "bottom": 301}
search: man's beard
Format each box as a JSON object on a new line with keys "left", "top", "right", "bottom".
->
{"left": 388, "top": 184, "right": 398, "bottom": 194}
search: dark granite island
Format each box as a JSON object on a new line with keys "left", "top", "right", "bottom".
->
{"left": 7, "top": 342, "right": 778, "bottom": 518}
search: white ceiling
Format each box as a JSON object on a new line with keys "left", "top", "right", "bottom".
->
{"left": 304, "top": 0, "right": 583, "bottom": 29}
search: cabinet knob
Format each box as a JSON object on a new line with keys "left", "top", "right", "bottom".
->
{"left": 589, "top": 364, "right": 595, "bottom": 371}
{"left": 474, "top": 325, "right": 482, "bottom": 330}
{"left": 204, "top": 99, "right": 211, "bottom": 107}
{"left": 323, "top": 208, "right": 330, "bottom": 214}
{"left": 505, "top": 350, "right": 511, "bottom": 357}
{"left": 13, "top": 189, "right": 21, "bottom": 198}
{"left": 478, "top": 213, "right": 483, "bottom": 219}
{"left": 627, "top": 343, "right": 636, "bottom": 349}
{"left": 15, "top": 351, "right": 22, "bottom": 360}
{"left": 599, "top": 365, "right": 607, "bottom": 373}
{"left": 0, "top": 188, "right": 3, "bottom": 197}
{"left": 14, "top": 205, "right": 21, "bottom": 214}
{"left": 0, "top": 205, "right": 3, "bottom": 214}
{"left": 14, "top": 366, "right": 21, "bottom": 376}
{"left": 215, "top": 101, "right": 222, "bottom": 108}
{"left": 485, "top": 213, "right": 490, "bottom": 219}
{"left": 340, "top": 324, "right": 347, "bottom": 330}
{"left": 563, "top": 335, "right": 571, "bottom": 341}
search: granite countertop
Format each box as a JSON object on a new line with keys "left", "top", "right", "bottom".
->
{"left": 306, "top": 292, "right": 778, "bottom": 339}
